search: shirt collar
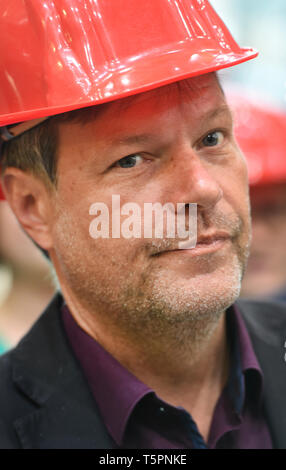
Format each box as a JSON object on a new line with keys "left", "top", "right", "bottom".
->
{"left": 62, "top": 305, "right": 151, "bottom": 446}
{"left": 226, "top": 304, "right": 264, "bottom": 415}
{"left": 62, "top": 302, "right": 264, "bottom": 445}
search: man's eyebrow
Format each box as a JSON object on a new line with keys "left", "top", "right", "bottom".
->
{"left": 107, "top": 105, "right": 233, "bottom": 147}
{"left": 109, "top": 133, "right": 157, "bottom": 146}
{"left": 204, "top": 104, "right": 233, "bottom": 124}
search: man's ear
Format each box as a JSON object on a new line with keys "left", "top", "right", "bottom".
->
{"left": 2, "top": 167, "right": 55, "bottom": 251}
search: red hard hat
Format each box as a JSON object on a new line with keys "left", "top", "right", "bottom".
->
{"left": 230, "top": 93, "right": 286, "bottom": 186}
{"left": 0, "top": 0, "right": 257, "bottom": 200}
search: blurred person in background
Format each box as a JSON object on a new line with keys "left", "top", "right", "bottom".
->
{"left": 211, "top": 0, "right": 286, "bottom": 301}
{"left": 231, "top": 95, "right": 286, "bottom": 300}
{"left": 0, "top": 202, "right": 55, "bottom": 353}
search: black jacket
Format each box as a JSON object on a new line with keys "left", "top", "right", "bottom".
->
{"left": 0, "top": 293, "right": 286, "bottom": 449}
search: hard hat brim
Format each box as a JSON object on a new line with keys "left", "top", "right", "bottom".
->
{"left": 0, "top": 45, "right": 258, "bottom": 127}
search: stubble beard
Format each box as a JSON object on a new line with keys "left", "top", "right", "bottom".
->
{"left": 112, "top": 242, "right": 248, "bottom": 352}
{"left": 53, "top": 203, "right": 251, "bottom": 356}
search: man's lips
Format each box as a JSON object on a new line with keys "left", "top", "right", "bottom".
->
{"left": 196, "top": 231, "right": 231, "bottom": 246}
{"left": 152, "top": 231, "right": 232, "bottom": 256}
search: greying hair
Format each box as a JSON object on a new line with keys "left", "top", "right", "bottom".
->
{"left": 1, "top": 118, "right": 58, "bottom": 188}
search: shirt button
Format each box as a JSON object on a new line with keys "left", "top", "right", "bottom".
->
{"left": 159, "top": 406, "right": 165, "bottom": 413}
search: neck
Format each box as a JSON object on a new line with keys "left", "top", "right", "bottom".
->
{"left": 60, "top": 282, "right": 229, "bottom": 406}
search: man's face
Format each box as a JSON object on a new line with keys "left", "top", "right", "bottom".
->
{"left": 50, "top": 74, "right": 251, "bottom": 336}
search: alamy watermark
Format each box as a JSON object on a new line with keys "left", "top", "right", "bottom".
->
{"left": 89, "top": 195, "right": 197, "bottom": 249}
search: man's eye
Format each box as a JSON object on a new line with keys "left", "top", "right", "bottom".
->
{"left": 202, "top": 131, "right": 224, "bottom": 147}
{"left": 115, "top": 154, "right": 143, "bottom": 168}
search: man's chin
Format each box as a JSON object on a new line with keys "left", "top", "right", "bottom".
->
{"left": 133, "top": 258, "right": 243, "bottom": 327}
{"left": 114, "top": 269, "right": 241, "bottom": 347}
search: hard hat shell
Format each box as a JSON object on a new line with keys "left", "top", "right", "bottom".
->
{"left": 0, "top": 0, "right": 258, "bottom": 201}
{"left": 230, "top": 93, "right": 286, "bottom": 186}
{"left": 0, "top": 0, "right": 257, "bottom": 127}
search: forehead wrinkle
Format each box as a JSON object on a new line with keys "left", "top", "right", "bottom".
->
{"left": 75, "top": 73, "right": 225, "bottom": 147}
{"left": 114, "top": 133, "right": 157, "bottom": 146}
{"left": 107, "top": 105, "right": 232, "bottom": 147}
{"left": 93, "top": 78, "right": 229, "bottom": 150}
{"left": 109, "top": 73, "right": 218, "bottom": 116}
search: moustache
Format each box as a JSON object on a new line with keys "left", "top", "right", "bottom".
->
{"left": 148, "top": 208, "right": 244, "bottom": 255}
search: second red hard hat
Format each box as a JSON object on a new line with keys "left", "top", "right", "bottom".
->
{"left": 231, "top": 93, "right": 286, "bottom": 186}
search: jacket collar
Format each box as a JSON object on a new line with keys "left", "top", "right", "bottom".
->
{"left": 237, "top": 298, "right": 286, "bottom": 450}
{"left": 11, "top": 293, "right": 115, "bottom": 449}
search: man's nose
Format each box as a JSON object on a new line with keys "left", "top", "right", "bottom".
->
{"left": 168, "top": 149, "right": 223, "bottom": 210}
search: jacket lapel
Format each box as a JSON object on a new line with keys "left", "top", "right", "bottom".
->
{"left": 237, "top": 299, "right": 286, "bottom": 449}
{"left": 13, "top": 390, "right": 115, "bottom": 449}
{"left": 11, "top": 294, "right": 115, "bottom": 449}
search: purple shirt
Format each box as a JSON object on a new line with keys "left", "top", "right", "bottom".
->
{"left": 62, "top": 304, "right": 273, "bottom": 449}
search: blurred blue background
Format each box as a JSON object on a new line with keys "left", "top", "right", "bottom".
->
{"left": 211, "top": 0, "right": 286, "bottom": 109}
